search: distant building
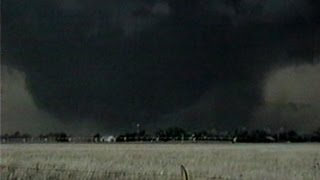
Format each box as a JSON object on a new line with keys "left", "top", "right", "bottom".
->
{"left": 100, "top": 135, "right": 116, "bottom": 143}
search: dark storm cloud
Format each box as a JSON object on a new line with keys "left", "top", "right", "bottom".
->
{"left": 2, "top": 0, "right": 319, "bottom": 132}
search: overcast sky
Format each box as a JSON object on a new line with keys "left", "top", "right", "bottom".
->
{"left": 2, "top": 0, "right": 320, "bottom": 134}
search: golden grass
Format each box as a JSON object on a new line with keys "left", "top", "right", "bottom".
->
{"left": 1, "top": 143, "right": 320, "bottom": 179}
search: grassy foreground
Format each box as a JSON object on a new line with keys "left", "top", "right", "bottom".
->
{"left": 1, "top": 143, "right": 320, "bottom": 180}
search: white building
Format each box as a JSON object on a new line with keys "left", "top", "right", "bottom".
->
{"left": 100, "top": 135, "right": 116, "bottom": 143}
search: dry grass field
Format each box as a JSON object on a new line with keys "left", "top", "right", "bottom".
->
{"left": 1, "top": 143, "right": 320, "bottom": 180}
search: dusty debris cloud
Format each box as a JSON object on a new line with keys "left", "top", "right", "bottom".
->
{"left": 251, "top": 61, "right": 320, "bottom": 132}
{"left": 2, "top": 0, "right": 320, "bottom": 133}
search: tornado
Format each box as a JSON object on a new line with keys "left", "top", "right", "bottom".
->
{"left": 2, "top": 0, "right": 319, "bottom": 132}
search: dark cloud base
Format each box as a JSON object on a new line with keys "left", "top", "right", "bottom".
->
{"left": 2, "top": 0, "right": 320, "bottom": 132}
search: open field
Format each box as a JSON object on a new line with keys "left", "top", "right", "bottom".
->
{"left": 1, "top": 143, "right": 320, "bottom": 180}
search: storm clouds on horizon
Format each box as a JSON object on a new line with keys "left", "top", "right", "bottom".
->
{"left": 2, "top": 0, "right": 320, "bottom": 134}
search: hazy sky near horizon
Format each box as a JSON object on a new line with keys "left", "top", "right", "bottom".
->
{"left": 2, "top": 0, "right": 320, "bottom": 134}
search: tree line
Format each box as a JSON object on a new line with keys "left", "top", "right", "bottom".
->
{"left": 1, "top": 127, "right": 320, "bottom": 143}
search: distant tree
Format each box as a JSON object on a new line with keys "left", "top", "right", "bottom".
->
{"left": 93, "top": 133, "right": 101, "bottom": 143}
{"left": 234, "top": 127, "right": 249, "bottom": 138}
{"left": 20, "top": 133, "right": 32, "bottom": 142}
{"left": 138, "top": 130, "right": 146, "bottom": 137}
{"left": 11, "top": 131, "right": 21, "bottom": 138}
{"left": 0, "top": 133, "right": 9, "bottom": 142}
{"left": 155, "top": 129, "right": 168, "bottom": 141}
{"left": 58, "top": 133, "right": 68, "bottom": 142}
{"left": 247, "top": 129, "right": 273, "bottom": 142}
{"left": 315, "top": 127, "right": 320, "bottom": 136}
{"left": 125, "top": 132, "right": 137, "bottom": 141}
{"left": 287, "top": 130, "right": 298, "bottom": 140}
{"left": 165, "top": 127, "right": 187, "bottom": 140}
{"left": 312, "top": 127, "right": 320, "bottom": 142}
{"left": 155, "top": 129, "right": 166, "bottom": 137}
{"left": 155, "top": 127, "right": 188, "bottom": 141}
{"left": 193, "top": 130, "right": 208, "bottom": 140}
{"left": 116, "top": 130, "right": 149, "bottom": 142}
{"left": 21, "top": 133, "right": 31, "bottom": 138}
{"left": 1, "top": 133, "right": 9, "bottom": 138}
